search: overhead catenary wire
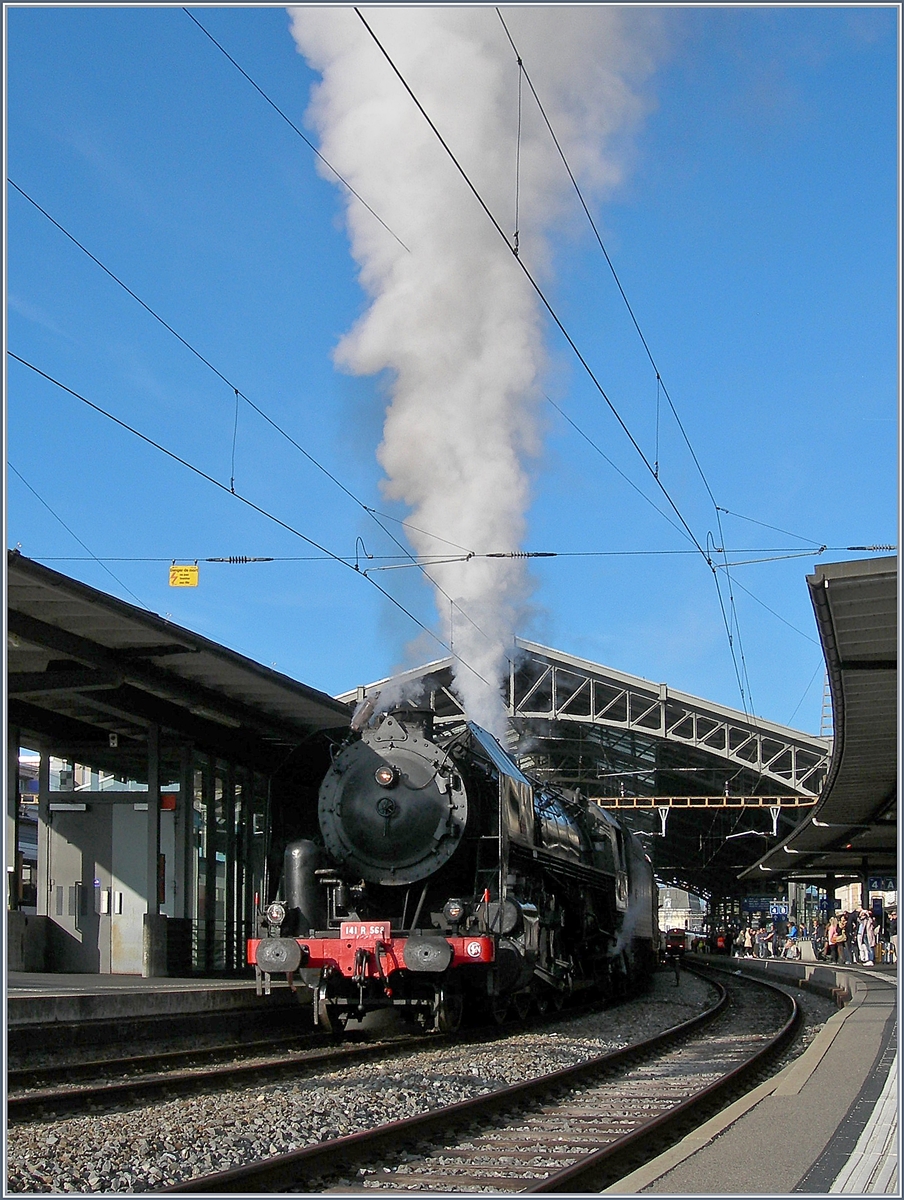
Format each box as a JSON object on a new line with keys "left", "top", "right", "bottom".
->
{"left": 543, "top": 393, "right": 693, "bottom": 545}
{"left": 7, "top": 351, "right": 499, "bottom": 693}
{"left": 494, "top": 7, "right": 719, "bottom": 509}
{"left": 512, "top": 48, "right": 523, "bottom": 257}
{"left": 786, "top": 659, "right": 827, "bottom": 727}
{"left": 7, "top": 179, "right": 390, "bottom": 526}
{"left": 8, "top": 164, "right": 873, "bottom": 666}
{"left": 354, "top": 6, "right": 769, "bottom": 724}
{"left": 12, "top": 105, "right": 872, "bottom": 699}
{"left": 12, "top": 14, "right": 888, "bottom": 729}
{"left": 181, "top": 7, "right": 410, "bottom": 253}
{"left": 23, "top": 545, "right": 865, "bottom": 567}
{"left": 353, "top": 9, "right": 710, "bottom": 564}
{"left": 230, "top": 389, "right": 239, "bottom": 493}
{"left": 8, "top": 463, "right": 152, "bottom": 611}
{"left": 724, "top": 575, "right": 821, "bottom": 646}
{"left": 7, "top": 179, "right": 505, "bottom": 664}
{"left": 714, "top": 506, "right": 825, "bottom": 548}
{"left": 713, "top": 512, "right": 756, "bottom": 718}
{"left": 498, "top": 12, "right": 891, "bottom": 734}
{"left": 494, "top": 7, "right": 760, "bottom": 716}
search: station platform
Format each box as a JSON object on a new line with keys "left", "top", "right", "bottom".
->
{"left": 6, "top": 971, "right": 299, "bottom": 1026}
{"left": 608, "top": 955, "right": 898, "bottom": 1195}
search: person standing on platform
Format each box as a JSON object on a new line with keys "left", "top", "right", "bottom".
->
{"left": 839, "top": 914, "right": 853, "bottom": 964}
{"left": 857, "top": 911, "right": 870, "bottom": 964}
{"left": 756, "top": 925, "right": 770, "bottom": 958}
{"left": 889, "top": 909, "right": 897, "bottom": 963}
{"left": 826, "top": 917, "right": 842, "bottom": 963}
{"left": 864, "top": 912, "right": 878, "bottom": 964}
{"left": 856, "top": 911, "right": 866, "bottom": 960}
{"left": 813, "top": 917, "right": 826, "bottom": 960}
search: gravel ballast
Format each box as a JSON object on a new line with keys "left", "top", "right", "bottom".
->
{"left": 6, "top": 969, "right": 831, "bottom": 1194}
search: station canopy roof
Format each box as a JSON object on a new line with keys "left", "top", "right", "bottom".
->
{"left": 741, "top": 556, "right": 897, "bottom": 885}
{"left": 340, "top": 636, "right": 832, "bottom": 898}
{"left": 7, "top": 551, "right": 350, "bottom": 781}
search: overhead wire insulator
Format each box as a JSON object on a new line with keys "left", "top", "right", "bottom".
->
{"left": 204, "top": 556, "right": 274, "bottom": 564}
{"left": 484, "top": 551, "right": 557, "bottom": 559}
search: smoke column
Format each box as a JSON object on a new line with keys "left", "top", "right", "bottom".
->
{"left": 288, "top": 7, "right": 662, "bottom": 734}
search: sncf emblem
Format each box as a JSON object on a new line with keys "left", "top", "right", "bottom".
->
{"left": 466, "top": 941, "right": 483, "bottom": 958}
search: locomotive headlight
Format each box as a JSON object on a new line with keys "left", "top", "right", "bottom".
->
{"left": 374, "top": 764, "right": 399, "bottom": 788}
{"left": 443, "top": 898, "right": 465, "bottom": 925}
{"left": 266, "top": 901, "right": 286, "bottom": 927}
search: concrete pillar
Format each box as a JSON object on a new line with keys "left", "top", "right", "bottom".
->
{"left": 859, "top": 863, "right": 870, "bottom": 912}
{"left": 37, "top": 751, "right": 50, "bottom": 918}
{"left": 145, "top": 723, "right": 161, "bottom": 918}
{"left": 7, "top": 726, "right": 20, "bottom": 910}
{"left": 825, "top": 872, "right": 836, "bottom": 920}
{"left": 143, "top": 913, "right": 168, "bottom": 977}
{"left": 177, "top": 742, "right": 193, "bottom": 920}
{"left": 143, "top": 724, "right": 164, "bottom": 977}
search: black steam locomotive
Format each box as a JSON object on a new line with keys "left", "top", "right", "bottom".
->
{"left": 248, "top": 707, "right": 658, "bottom": 1032}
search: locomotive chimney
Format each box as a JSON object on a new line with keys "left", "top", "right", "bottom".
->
{"left": 388, "top": 705, "right": 435, "bottom": 742}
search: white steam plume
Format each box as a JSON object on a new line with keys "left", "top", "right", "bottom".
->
{"left": 288, "top": 6, "right": 662, "bottom": 735}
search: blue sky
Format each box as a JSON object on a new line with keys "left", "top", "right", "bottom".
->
{"left": 5, "top": 5, "right": 899, "bottom": 735}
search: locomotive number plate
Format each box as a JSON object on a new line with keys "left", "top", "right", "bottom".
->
{"left": 341, "top": 922, "right": 390, "bottom": 940}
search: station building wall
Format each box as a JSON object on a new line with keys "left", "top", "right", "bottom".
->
{"left": 9, "top": 744, "right": 272, "bottom": 977}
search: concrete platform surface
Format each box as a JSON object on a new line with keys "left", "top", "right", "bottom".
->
{"left": 8, "top": 971, "right": 263, "bottom": 994}
{"left": 6, "top": 971, "right": 295, "bottom": 1025}
{"left": 607, "top": 959, "right": 898, "bottom": 1195}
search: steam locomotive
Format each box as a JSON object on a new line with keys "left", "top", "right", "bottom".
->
{"left": 248, "top": 706, "right": 658, "bottom": 1033}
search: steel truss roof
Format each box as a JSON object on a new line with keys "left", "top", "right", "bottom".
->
{"left": 508, "top": 641, "right": 828, "bottom": 797}
{"left": 341, "top": 640, "right": 832, "bottom": 897}
{"left": 344, "top": 639, "right": 829, "bottom": 799}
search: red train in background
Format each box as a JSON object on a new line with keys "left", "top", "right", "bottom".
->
{"left": 663, "top": 928, "right": 687, "bottom": 960}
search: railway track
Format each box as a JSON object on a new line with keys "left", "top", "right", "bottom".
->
{"left": 8, "top": 1030, "right": 329, "bottom": 1089}
{"left": 7, "top": 1033, "right": 439, "bottom": 1123}
{"left": 8, "top": 989, "right": 618, "bottom": 1123}
{"left": 155, "top": 967, "right": 797, "bottom": 1194}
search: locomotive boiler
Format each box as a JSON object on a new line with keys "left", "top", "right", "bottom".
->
{"left": 248, "top": 706, "right": 658, "bottom": 1032}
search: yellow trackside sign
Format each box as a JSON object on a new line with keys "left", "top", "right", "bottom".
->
{"left": 169, "top": 564, "right": 199, "bottom": 588}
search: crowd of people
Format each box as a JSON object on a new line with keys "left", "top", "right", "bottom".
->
{"left": 815, "top": 908, "right": 896, "bottom": 965}
{"left": 728, "top": 908, "right": 897, "bottom": 965}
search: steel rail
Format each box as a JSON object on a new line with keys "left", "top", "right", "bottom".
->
{"left": 9, "top": 988, "right": 621, "bottom": 1123}
{"left": 155, "top": 973, "right": 729, "bottom": 1193}
{"left": 8, "top": 1031, "right": 330, "bottom": 1090}
{"left": 7, "top": 1035, "right": 439, "bottom": 1123}
{"left": 527, "top": 970, "right": 800, "bottom": 1191}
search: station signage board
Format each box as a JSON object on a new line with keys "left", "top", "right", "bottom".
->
{"left": 868, "top": 877, "right": 896, "bottom": 892}
{"left": 741, "top": 896, "right": 779, "bottom": 913}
